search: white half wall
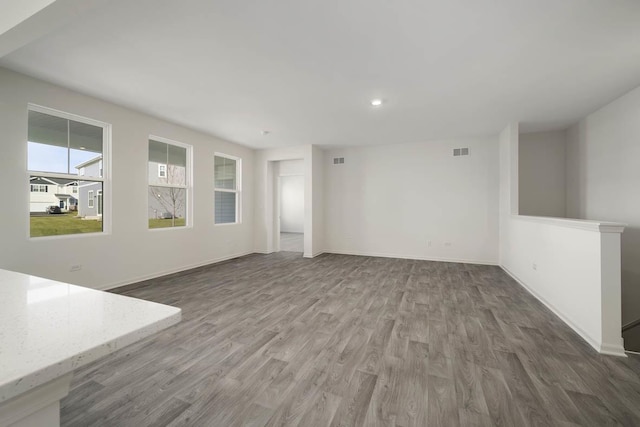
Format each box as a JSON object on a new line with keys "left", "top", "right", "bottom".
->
{"left": 503, "top": 216, "right": 625, "bottom": 356}
{"left": 323, "top": 137, "right": 500, "bottom": 264}
{"left": 566, "top": 84, "right": 640, "bottom": 326}
{"left": 0, "top": 67, "right": 254, "bottom": 290}
{"left": 519, "top": 130, "right": 566, "bottom": 218}
{"left": 499, "top": 123, "right": 625, "bottom": 356}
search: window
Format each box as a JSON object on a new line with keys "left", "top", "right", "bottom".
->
{"left": 27, "top": 106, "right": 109, "bottom": 237}
{"left": 214, "top": 154, "right": 241, "bottom": 224}
{"left": 148, "top": 137, "right": 191, "bottom": 229}
{"left": 30, "top": 184, "right": 48, "bottom": 192}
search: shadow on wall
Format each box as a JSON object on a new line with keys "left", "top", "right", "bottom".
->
{"left": 622, "top": 227, "right": 640, "bottom": 326}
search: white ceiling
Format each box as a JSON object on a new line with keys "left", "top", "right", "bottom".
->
{"left": 2, "top": 0, "right": 640, "bottom": 149}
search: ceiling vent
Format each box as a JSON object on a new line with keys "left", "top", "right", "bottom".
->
{"left": 333, "top": 157, "right": 345, "bottom": 164}
{"left": 453, "top": 148, "right": 469, "bottom": 157}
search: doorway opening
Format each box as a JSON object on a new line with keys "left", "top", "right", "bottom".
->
{"left": 276, "top": 160, "right": 304, "bottom": 253}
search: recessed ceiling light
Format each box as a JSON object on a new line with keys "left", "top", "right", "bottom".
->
{"left": 370, "top": 99, "right": 383, "bottom": 107}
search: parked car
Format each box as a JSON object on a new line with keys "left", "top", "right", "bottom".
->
{"left": 46, "top": 205, "right": 62, "bottom": 214}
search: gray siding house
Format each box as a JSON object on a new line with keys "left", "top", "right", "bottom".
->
{"left": 76, "top": 156, "right": 103, "bottom": 219}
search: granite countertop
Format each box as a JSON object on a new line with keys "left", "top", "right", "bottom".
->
{"left": 0, "top": 269, "right": 181, "bottom": 403}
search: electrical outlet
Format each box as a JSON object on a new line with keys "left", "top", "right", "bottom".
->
{"left": 532, "top": 263, "right": 537, "bottom": 271}
{"left": 70, "top": 264, "right": 82, "bottom": 272}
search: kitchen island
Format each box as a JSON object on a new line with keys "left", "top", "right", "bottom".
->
{"left": 0, "top": 269, "right": 181, "bottom": 427}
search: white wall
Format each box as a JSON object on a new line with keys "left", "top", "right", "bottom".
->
{"left": 499, "top": 123, "right": 625, "bottom": 356}
{"left": 0, "top": 67, "right": 254, "bottom": 289}
{"left": 279, "top": 159, "right": 304, "bottom": 176}
{"left": 311, "top": 145, "right": 324, "bottom": 256}
{"left": 566, "top": 84, "right": 640, "bottom": 326}
{"left": 519, "top": 130, "right": 566, "bottom": 218}
{"left": 278, "top": 159, "right": 304, "bottom": 233}
{"left": 279, "top": 175, "right": 304, "bottom": 233}
{"left": 324, "top": 137, "right": 500, "bottom": 264}
{"left": 498, "top": 124, "right": 518, "bottom": 264}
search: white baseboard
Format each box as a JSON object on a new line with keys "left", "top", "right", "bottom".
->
{"left": 98, "top": 251, "right": 254, "bottom": 291}
{"left": 599, "top": 343, "right": 627, "bottom": 357}
{"left": 304, "top": 251, "right": 325, "bottom": 259}
{"left": 501, "top": 265, "right": 626, "bottom": 358}
{"left": 254, "top": 249, "right": 322, "bottom": 258}
{"left": 324, "top": 249, "right": 498, "bottom": 266}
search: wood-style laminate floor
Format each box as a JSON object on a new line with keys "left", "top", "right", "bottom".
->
{"left": 61, "top": 253, "right": 640, "bottom": 426}
{"left": 280, "top": 232, "right": 303, "bottom": 253}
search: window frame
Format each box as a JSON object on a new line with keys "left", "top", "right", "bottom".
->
{"left": 147, "top": 135, "right": 193, "bottom": 231}
{"left": 27, "top": 104, "right": 112, "bottom": 240}
{"left": 214, "top": 152, "right": 242, "bottom": 225}
{"left": 88, "top": 190, "right": 94, "bottom": 208}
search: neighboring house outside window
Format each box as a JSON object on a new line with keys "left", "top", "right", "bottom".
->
{"left": 27, "top": 105, "right": 109, "bottom": 237}
{"left": 76, "top": 157, "right": 103, "bottom": 217}
{"left": 29, "top": 177, "right": 78, "bottom": 212}
{"left": 214, "top": 153, "right": 241, "bottom": 224}
{"left": 148, "top": 137, "right": 191, "bottom": 228}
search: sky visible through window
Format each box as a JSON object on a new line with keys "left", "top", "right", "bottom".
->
{"left": 28, "top": 142, "right": 99, "bottom": 174}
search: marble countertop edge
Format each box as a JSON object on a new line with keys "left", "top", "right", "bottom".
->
{"left": 0, "top": 307, "right": 181, "bottom": 404}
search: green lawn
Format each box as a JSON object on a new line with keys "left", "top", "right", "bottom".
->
{"left": 30, "top": 212, "right": 102, "bottom": 237}
{"left": 30, "top": 212, "right": 185, "bottom": 236}
{"left": 148, "top": 218, "right": 186, "bottom": 229}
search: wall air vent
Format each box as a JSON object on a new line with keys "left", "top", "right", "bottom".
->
{"left": 453, "top": 148, "right": 469, "bottom": 157}
{"left": 333, "top": 157, "right": 345, "bottom": 164}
